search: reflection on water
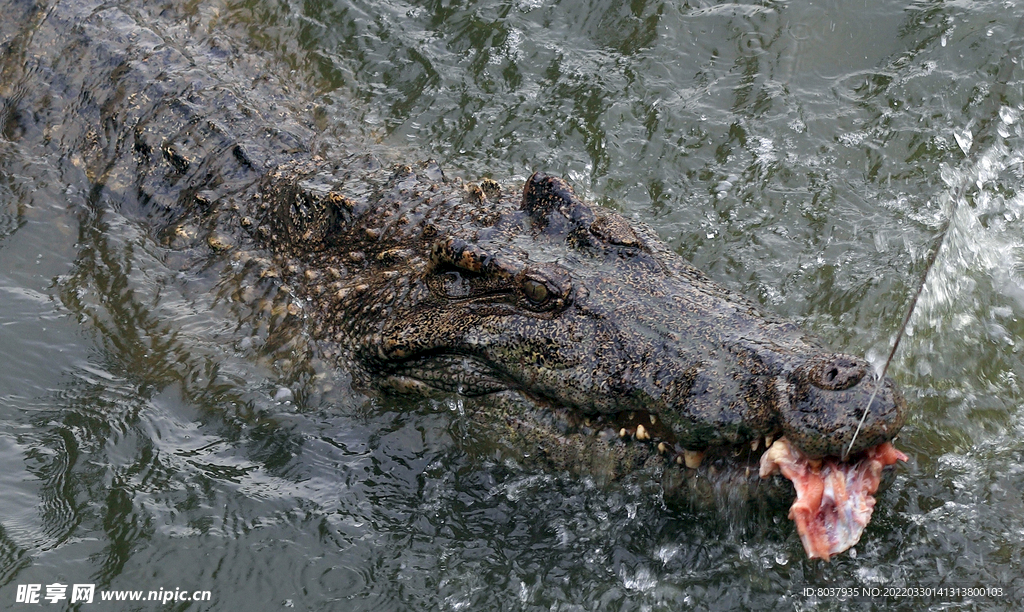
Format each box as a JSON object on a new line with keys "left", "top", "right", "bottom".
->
{"left": 1, "top": 0, "right": 1024, "bottom": 609}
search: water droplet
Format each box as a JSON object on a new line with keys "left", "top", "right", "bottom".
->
{"left": 999, "top": 105, "right": 1019, "bottom": 125}
{"left": 953, "top": 128, "right": 973, "bottom": 155}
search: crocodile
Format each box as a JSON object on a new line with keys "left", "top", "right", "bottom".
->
{"left": 0, "top": 0, "right": 907, "bottom": 559}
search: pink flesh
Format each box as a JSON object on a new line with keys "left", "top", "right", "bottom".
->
{"left": 759, "top": 437, "right": 907, "bottom": 561}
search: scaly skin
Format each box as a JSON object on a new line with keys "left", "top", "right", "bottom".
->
{"left": 1, "top": 0, "right": 906, "bottom": 487}
{"left": 256, "top": 163, "right": 905, "bottom": 460}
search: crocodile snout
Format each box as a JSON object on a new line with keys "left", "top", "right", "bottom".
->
{"left": 781, "top": 354, "right": 906, "bottom": 458}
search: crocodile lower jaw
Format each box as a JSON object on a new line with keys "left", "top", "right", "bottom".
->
{"left": 580, "top": 408, "right": 907, "bottom": 560}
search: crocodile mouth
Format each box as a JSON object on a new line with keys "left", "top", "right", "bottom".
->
{"left": 408, "top": 368, "right": 907, "bottom": 560}
{"left": 583, "top": 409, "right": 906, "bottom": 561}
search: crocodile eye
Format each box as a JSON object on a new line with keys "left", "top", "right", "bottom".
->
{"left": 517, "top": 264, "right": 572, "bottom": 312}
{"left": 522, "top": 279, "right": 550, "bottom": 305}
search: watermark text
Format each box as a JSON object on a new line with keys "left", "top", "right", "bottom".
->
{"left": 15, "top": 583, "right": 211, "bottom": 605}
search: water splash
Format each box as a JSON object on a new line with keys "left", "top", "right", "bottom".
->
{"left": 916, "top": 109, "right": 1024, "bottom": 328}
{"left": 847, "top": 100, "right": 1024, "bottom": 458}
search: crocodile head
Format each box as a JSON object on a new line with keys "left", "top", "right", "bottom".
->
{"left": 372, "top": 172, "right": 906, "bottom": 462}
{"left": 348, "top": 167, "right": 909, "bottom": 560}
{"left": 263, "top": 166, "right": 907, "bottom": 559}
{"left": 266, "top": 164, "right": 913, "bottom": 560}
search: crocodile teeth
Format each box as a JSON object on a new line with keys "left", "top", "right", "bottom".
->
{"left": 619, "top": 428, "right": 628, "bottom": 438}
{"left": 765, "top": 434, "right": 774, "bottom": 448}
{"left": 657, "top": 442, "right": 668, "bottom": 454}
{"left": 649, "top": 414, "right": 657, "bottom": 425}
{"left": 683, "top": 450, "right": 704, "bottom": 469}
{"left": 635, "top": 424, "right": 650, "bottom": 441}
{"left": 751, "top": 438, "right": 760, "bottom": 451}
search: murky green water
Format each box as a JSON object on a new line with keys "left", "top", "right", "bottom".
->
{"left": 2, "top": 0, "right": 1024, "bottom": 609}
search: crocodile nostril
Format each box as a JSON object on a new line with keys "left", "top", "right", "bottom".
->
{"left": 800, "top": 355, "right": 867, "bottom": 391}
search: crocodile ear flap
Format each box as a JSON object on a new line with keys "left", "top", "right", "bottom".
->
{"left": 522, "top": 172, "right": 645, "bottom": 250}
{"left": 522, "top": 172, "right": 595, "bottom": 237}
